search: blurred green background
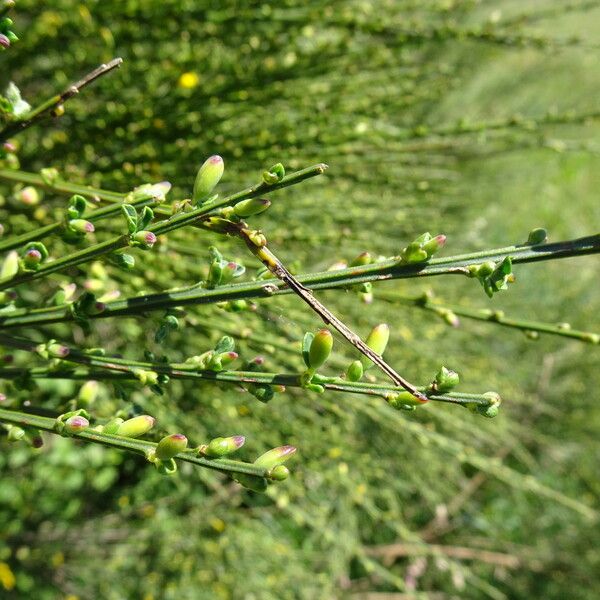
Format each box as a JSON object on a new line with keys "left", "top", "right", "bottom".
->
{"left": 1, "top": 1, "right": 599, "bottom": 598}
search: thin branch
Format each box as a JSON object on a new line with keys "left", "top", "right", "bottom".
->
{"left": 0, "top": 333, "right": 498, "bottom": 410}
{"left": 0, "top": 59, "right": 123, "bottom": 142}
{"left": 0, "top": 406, "right": 271, "bottom": 478}
{"left": 0, "top": 163, "right": 328, "bottom": 290}
{"left": 1, "top": 234, "right": 597, "bottom": 329}
{"left": 380, "top": 291, "right": 600, "bottom": 344}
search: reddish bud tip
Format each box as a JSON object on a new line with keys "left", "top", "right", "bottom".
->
{"left": 434, "top": 234, "right": 446, "bottom": 247}
{"left": 208, "top": 155, "right": 224, "bottom": 165}
{"left": 64, "top": 415, "right": 89, "bottom": 432}
{"left": 0, "top": 34, "right": 10, "bottom": 49}
{"left": 232, "top": 435, "right": 246, "bottom": 448}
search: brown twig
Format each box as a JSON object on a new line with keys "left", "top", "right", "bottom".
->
{"left": 230, "top": 222, "right": 429, "bottom": 402}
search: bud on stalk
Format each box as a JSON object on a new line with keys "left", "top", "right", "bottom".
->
{"left": 116, "top": 415, "right": 155, "bottom": 438}
{"left": 155, "top": 433, "right": 188, "bottom": 460}
{"left": 254, "top": 445, "right": 297, "bottom": 469}
{"left": 233, "top": 198, "right": 271, "bottom": 218}
{"left": 360, "top": 324, "right": 389, "bottom": 369}
{"left": 308, "top": 329, "right": 333, "bottom": 370}
{"left": 202, "top": 435, "right": 246, "bottom": 457}
{"left": 132, "top": 230, "right": 157, "bottom": 249}
{"left": 193, "top": 155, "right": 224, "bottom": 204}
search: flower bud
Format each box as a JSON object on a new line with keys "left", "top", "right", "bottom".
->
{"left": 254, "top": 445, "right": 297, "bottom": 469}
{"left": 16, "top": 186, "right": 40, "bottom": 206}
{"left": 346, "top": 360, "right": 363, "bottom": 382}
{"left": 308, "top": 329, "right": 333, "bottom": 370}
{"left": 22, "top": 248, "right": 42, "bottom": 269}
{"left": 219, "top": 261, "right": 244, "bottom": 285}
{"left": 68, "top": 219, "right": 95, "bottom": 234}
{"left": 116, "top": 415, "right": 155, "bottom": 438}
{"left": 155, "top": 433, "right": 188, "bottom": 460}
{"left": 422, "top": 234, "right": 446, "bottom": 258}
{"left": 233, "top": 198, "right": 271, "bottom": 218}
{"left": 0, "top": 34, "right": 10, "bottom": 49}
{"left": 47, "top": 342, "right": 69, "bottom": 358}
{"left": 64, "top": 415, "right": 89, "bottom": 433}
{"left": 132, "top": 230, "right": 157, "bottom": 249}
{"left": 203, "top": 435, "right": 245, "bottom": 457}
{"left": 361, "top": 324, "right": 390, "bottom": 369}
{"left": 193, "top": 155, "right": 224, "bottom": 204}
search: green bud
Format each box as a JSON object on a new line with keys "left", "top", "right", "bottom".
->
{"left": 116, "top": 415, "right": 155, "bottom": 438}
{"left": 155, "top": 433, "right": 188, "bottom": 460}
{"left": 349, "top": 252, "right": 372, "bottom": 267}
{"left": 269, "top": 465, "right": 290, "bottom": 481}
{"left": 102, "top": 418, "right": 124, "bottom": 434}
{"left": 476, "top": 392, "right": 501, "bottom": 418}
{"left": 431, "top": 366, "right": 460, "bottom": 393}
{"left": 193, "top": 155, "right": 224, "bottom": 204}
{"left": 526, "top": 228, "right": 548, "bottom": 245}
{"left": 308, "top": 329, "right": 333, "bottom": 370}
{"left": 254, "top": 445, "right": 297, "bottom": 469}
{"left": 233, "top": 197, "right": 271, "bottom": 218}
{"left": 203, "top": 435, "right": 246, "bottom": 457}
{"left": 361, "top": 324, "right": 390, "bottom": 369}
{"left": 262, "top": 163, "right": 285, "bottom": 185}
{"left": 78, "top": 380, "right": 99, "bottom": 406}
{"left": 386, "top": 391, "right": 426, "bottom": 408}
{"left": 346, "top": 360, "right": 363, "bottom": 382}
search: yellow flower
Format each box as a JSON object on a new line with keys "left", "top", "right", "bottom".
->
{"left": 0, "top": 562, "right": 16, "bottom": 591}
{"left": 178, "top": 72, "right": 200, "bottom": 89}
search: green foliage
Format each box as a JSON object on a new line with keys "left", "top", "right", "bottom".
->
{"left": 0, "top": 1, "right": 599, "bottom": 599}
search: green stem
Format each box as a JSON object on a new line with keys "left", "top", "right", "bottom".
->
{"left": 1, "top": 234, "right": 597, "bottom": 329}
{"left": 0, "top": 406, "right": 270, "bottom": 478}
{"left": 0, "top": 333, "right": 497, "bottom": 409}
{"left": 0, "top": 163, "right": 328, "bottom": 290}
{"left": 381, "top": 292, "right": 600, "bottom": 344}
